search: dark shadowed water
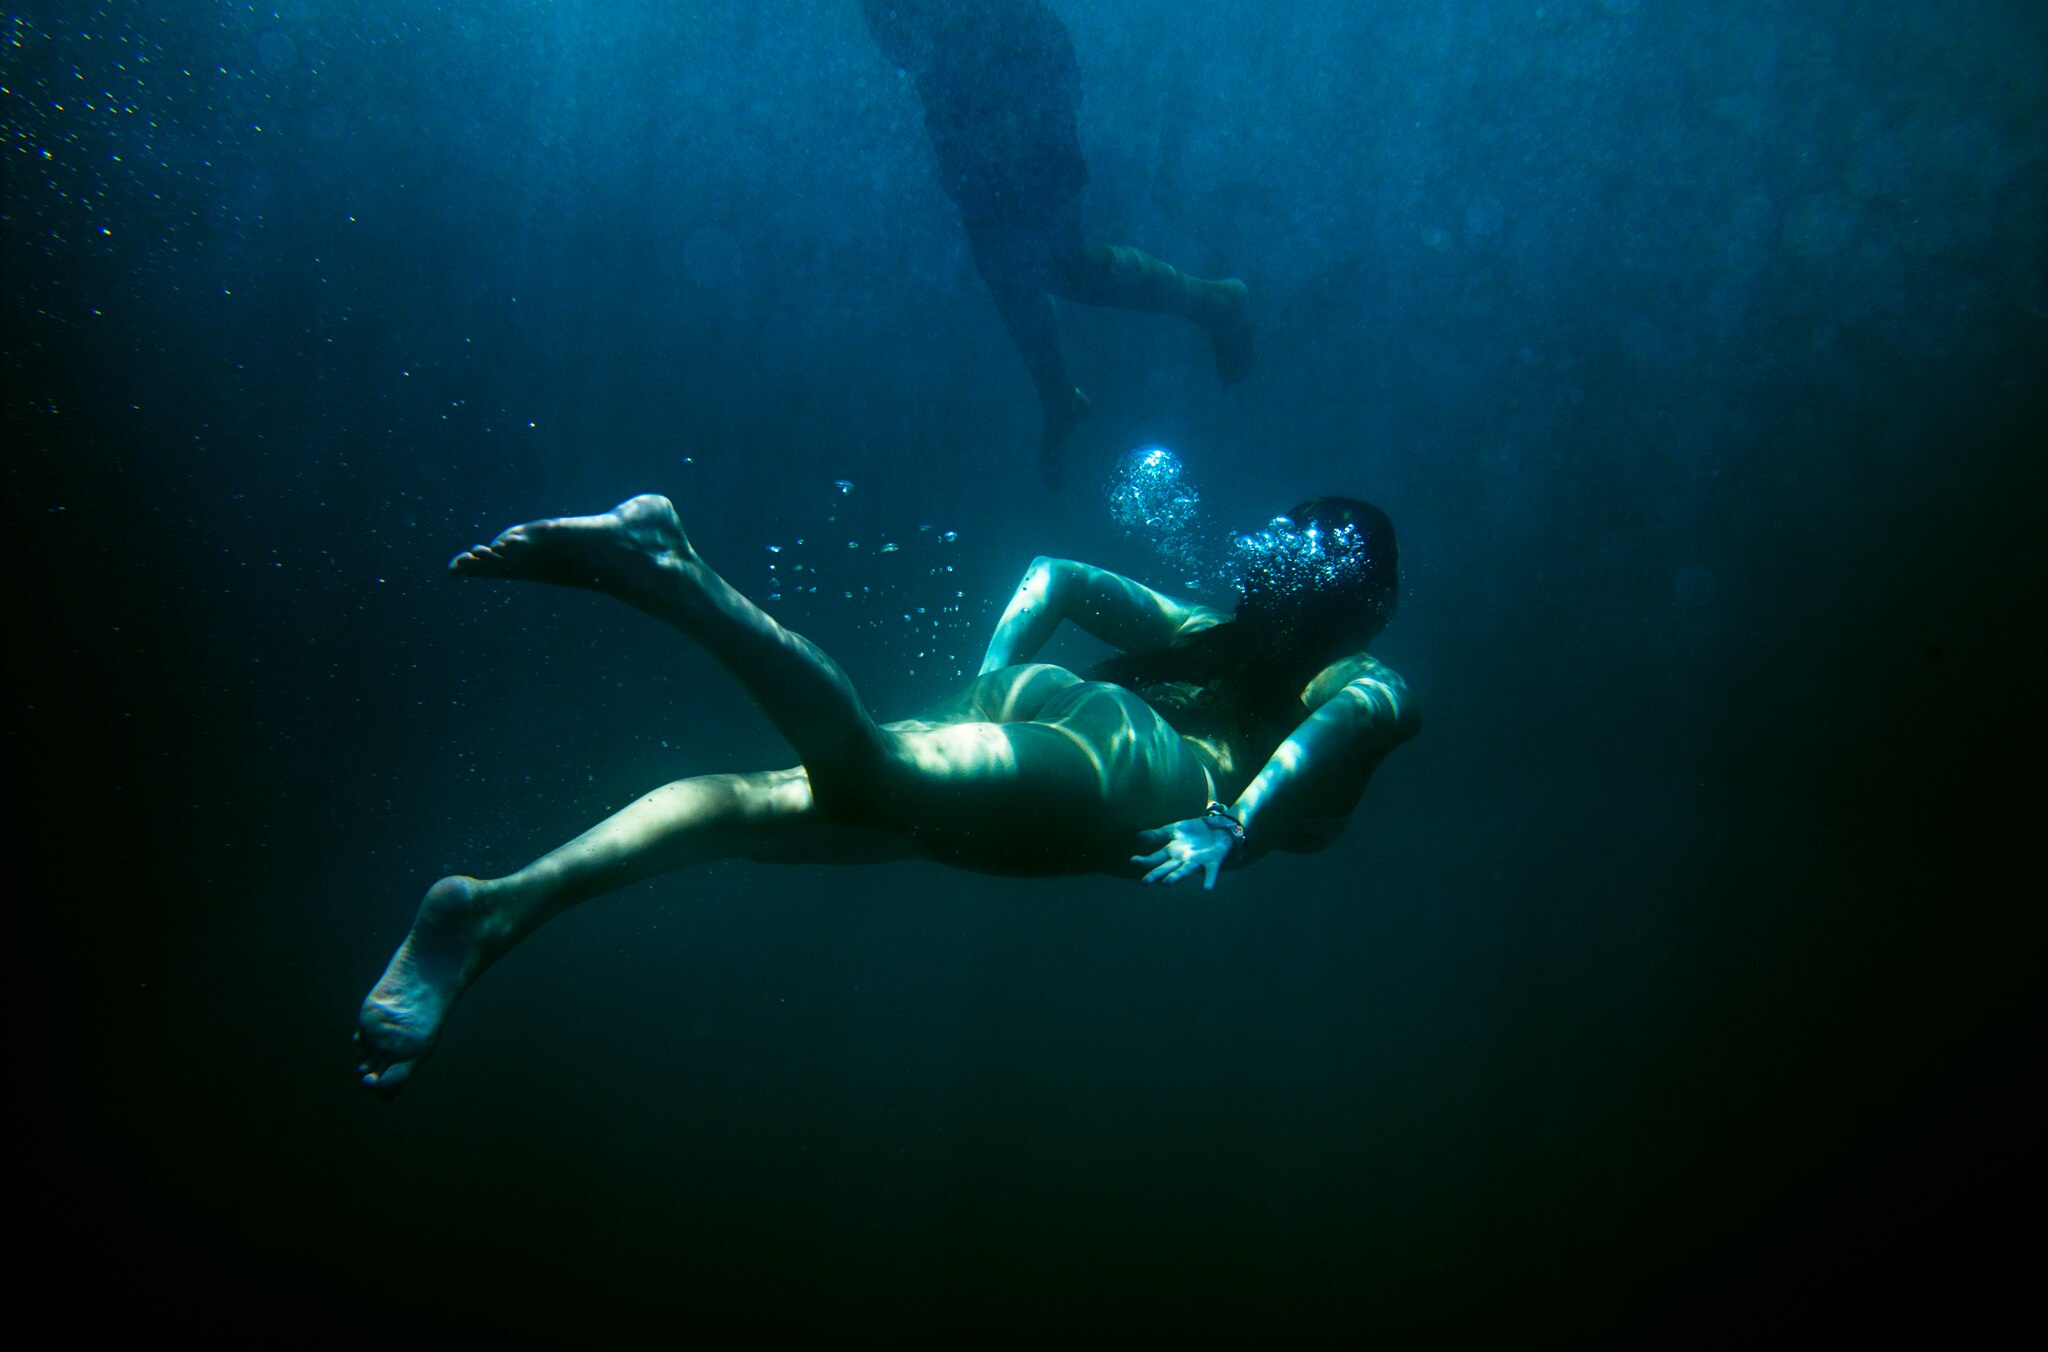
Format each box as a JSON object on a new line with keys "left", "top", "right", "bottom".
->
{"left": 8, "top": 0, "right": 2041, "bottom": 1337}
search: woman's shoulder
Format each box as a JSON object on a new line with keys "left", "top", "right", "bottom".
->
{"left": 1301, "top": 651, "right": 1413, "bottom": 710}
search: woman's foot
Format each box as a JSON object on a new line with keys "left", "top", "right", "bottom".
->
{"left": 355, "top": 875, "right": 501, "bottom": 1097}
{"left": 449, "top": 494, "right": 699, "bottom": 606}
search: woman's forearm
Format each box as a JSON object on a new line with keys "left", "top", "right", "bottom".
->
{"left": 979, "top": 556, "right": 1065, "bottom": 674}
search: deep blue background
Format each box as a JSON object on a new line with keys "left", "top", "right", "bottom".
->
{"left": 7, "top": 0, "right": 2041, "bottom": 1336}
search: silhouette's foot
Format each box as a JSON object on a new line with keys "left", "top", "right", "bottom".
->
{"left": 1199, "top": 279, "right": 1254, "bottom": 384}
{"left": 1039, "top": 386, "right": 1092, "bottom": 491}
{"left": 356, "top": 876, "right": 502, "bottom": 1098}
{"left": 449, "top": 494, "right": 697, "bottom": 605}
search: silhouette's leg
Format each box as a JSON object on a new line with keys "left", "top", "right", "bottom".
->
{"left": 968, "top": 224, "right": 1090, "bottom": 489}
{"left": 1058, "top": 243, "right": 1254, "bottom": 384}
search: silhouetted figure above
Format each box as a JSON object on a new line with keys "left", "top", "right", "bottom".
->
{"left": 863, "top": 0, "right": 1254, "bottom": 488}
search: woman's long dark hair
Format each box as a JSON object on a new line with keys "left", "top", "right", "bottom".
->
{"left": 1091, "top": 498, "right": 1398, "bottom": 729}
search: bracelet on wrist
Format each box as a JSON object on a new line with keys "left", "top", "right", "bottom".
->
{"left": 1202, "top": 801, "right": 1247, "bottom": 849}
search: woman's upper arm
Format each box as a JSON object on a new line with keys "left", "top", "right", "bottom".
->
{"left": 1238, "top": 669, "right": 1417, "bottom": 848}
{"left": 1304, "top": 657, "right": 1421, "bottom": 741}
{"left": 1055, "top": 560, "right": 1227, "bottom": 653}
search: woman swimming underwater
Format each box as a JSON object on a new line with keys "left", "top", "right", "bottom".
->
{"left": 356, "top": 492, "right": 1418, "bottom": 1095}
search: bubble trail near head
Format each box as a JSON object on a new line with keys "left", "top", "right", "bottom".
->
{"left": 1106, "top": 447, "right": 1215, "bottom": 591}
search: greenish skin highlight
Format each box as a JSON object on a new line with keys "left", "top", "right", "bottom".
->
{"left": 355, "top": 495, "right": 1419, "bottom": 1096}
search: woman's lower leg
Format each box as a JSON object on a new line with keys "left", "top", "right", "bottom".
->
{"left": 449, "top": 495, "right": 892, "bottom": 814}
{"left": 487, "top": 768, "right": 816, "bottom": 942}
{"left": 355, "top": 766, "right": 814, "bottom": 1096}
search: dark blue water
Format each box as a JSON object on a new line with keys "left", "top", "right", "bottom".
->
{"left": 8, "top": 1, "right": 2040, "bottom": 1336}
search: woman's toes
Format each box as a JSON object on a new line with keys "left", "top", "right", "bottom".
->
{"left": 372, "top": 1063, "right": 414, "bottom": 1096}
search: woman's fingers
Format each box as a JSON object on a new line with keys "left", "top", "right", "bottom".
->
{"left": 1141, "top": 854, "right": 1208, "bottom": 887}
{"left": 1133, "top": 821, "right": 1228, "bottom": 889}
{"left": 1141, "top": 857, "right": 1183, "bottom": 885}
{"left": 1141, "top": 855, "right": 1183, "bottom": 885}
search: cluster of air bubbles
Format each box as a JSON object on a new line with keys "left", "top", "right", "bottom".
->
{"left": 1108, "top": 447, "right": 1199, "bottom": 534}
{"left": 1106, "top": 446, "right": 1218, "bottom": 590}
{"left": 1230, "top": 517, "right": 1373, "bottom": 605}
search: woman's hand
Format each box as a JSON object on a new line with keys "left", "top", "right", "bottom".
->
{"left": 1132, "top": 815, "right": 1242, "bottom": 891}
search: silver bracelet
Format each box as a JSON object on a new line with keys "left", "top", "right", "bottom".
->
{"left": 1202, "top": 801, "right": 1247, "bottom": 848}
